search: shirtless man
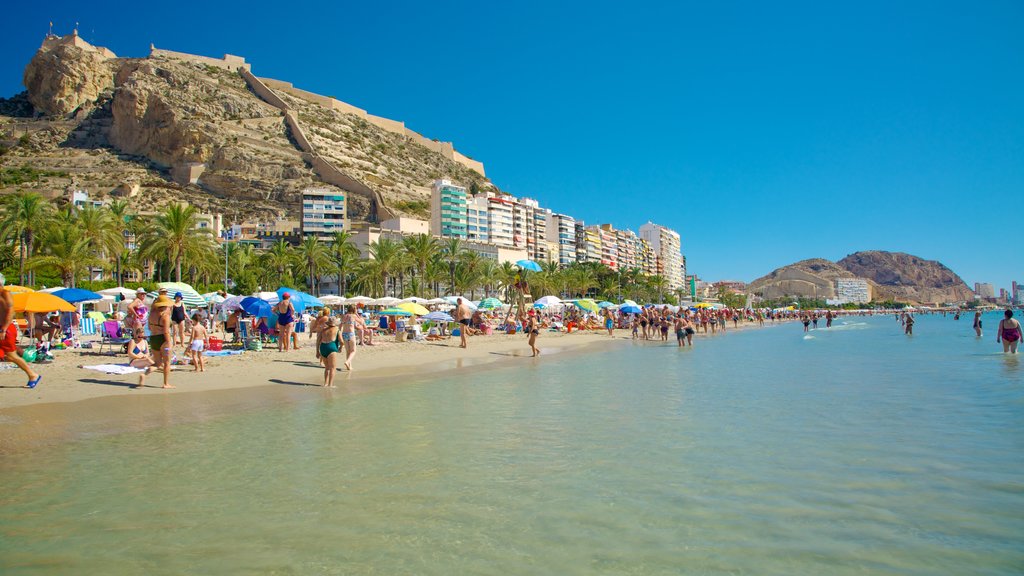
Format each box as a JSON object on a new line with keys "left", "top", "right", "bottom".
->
{"left": 455, "top": 298, "right": 471, "bottom": 349}
{"left": 0, "top": 274, "right": 42, "bottom": 388}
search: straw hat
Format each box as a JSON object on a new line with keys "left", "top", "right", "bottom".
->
{"left": 152, "top": 295, "right": 174, "bottom": 308}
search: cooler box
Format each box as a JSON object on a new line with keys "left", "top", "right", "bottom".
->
{"left": 208, "top": 337, "right": 223, "bottom": 352}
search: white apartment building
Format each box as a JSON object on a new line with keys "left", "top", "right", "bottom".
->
{"left": 835, "top": 278, "right": 871, "bottom": 303}
{"left": 430, "top": 179, "right": 468, "bottom": 239}
{"left": 466, "top": 195, "right": 490, "bottom": 244}
{"left": 301, "top": 187, "right": 347, "bottom": 241}
{"left": 546, "top": 213, "right": 578, "bottom": 265}
{"left": 639, "top": 222, "right": 684, "bottom": 290}
{"left": 484, "top": 194, "right": 515, "bottom": 247}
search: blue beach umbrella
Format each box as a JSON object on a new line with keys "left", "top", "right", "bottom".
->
{"left": 478, "top": 297, "right": 505, "bottom": 309}
{"left": 620, "top": 305, "right": 643, "bottom": 314}
{"left": 423, "top": 311, "right": 454, "bottom": 322}
{"left": 275, "top": 287, "right": 308, "bottom": 313}
{"left": 301, "top": 293, "right": 324, "bottom": 308}
{"left": 597, "top": 301, "right": 614, "bottom": 308}
{"left": 240, "top": 296, "right": 274, "bottom": 318}
{"left": 516, "top": 259, "right": 542, "bottom": 272}
{"left": 51, "top": 287, "right": 102, "bottom": 304}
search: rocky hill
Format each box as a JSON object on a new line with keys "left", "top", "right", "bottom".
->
{"left": 0, "top": 32, "right": 491, "bottom": 223}
{"left": 749, "top": 251, "right": 972, "bottom": 304}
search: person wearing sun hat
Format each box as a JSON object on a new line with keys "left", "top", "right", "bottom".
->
{"left": 126, "top": 287, "right": 149, "bottom": 334}
{"left": 0, "top": 272, "right": 42, "bottom": 388}
{"left": 147, "top": 291, "right": 175, "bottom": 389}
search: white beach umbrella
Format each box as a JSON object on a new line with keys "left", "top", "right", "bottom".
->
{"left": 372, "top": 297, "right": 401, "bottom": 307}
{"left": 344, "top": 295, "right": 375, "bottom": 306}
{"left": 221, "top": 295, "right": 247, "bottom": 311}
{"left": 534, "top": 295, "right": 563, "bottom": 307}
{"left": 202, "top": 292, "right": 227, "bottom": 304}
{"left": 401, "top": 296, "right": 430, "bottom": 304}
{"left": 254, "top": 291, "right": 280, "bottom": 304}
{"left": 443, "top": 296, "right": 477, "bottom": 310}
{"left": 319, "top": 295, "right": 345, "bottom": 306}
{"left": 426, "top": 298, "right": 448, "bottom": 305}
{"left": 39, "top": 286, "right": 67, "bottom": 293}
{"left": 98, "top": 287, "right": 138, "bottom": 300}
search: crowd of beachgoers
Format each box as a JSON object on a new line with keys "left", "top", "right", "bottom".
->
{"left": 1, "top": 272, "right": 1021, "bottom": 391}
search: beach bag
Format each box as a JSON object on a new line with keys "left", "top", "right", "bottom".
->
{"left": 21, "top": 348, "right": 37, "bottom": 363}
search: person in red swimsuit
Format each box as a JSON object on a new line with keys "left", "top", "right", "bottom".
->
{"left": 0, "top": 274, "right": 42, "bottom": 388}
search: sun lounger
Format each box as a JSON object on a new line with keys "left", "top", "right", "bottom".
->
{"left": 98, "top": 320, "right": 131, "bottom": 355}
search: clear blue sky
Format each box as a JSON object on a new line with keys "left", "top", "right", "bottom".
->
{"left": 2, "top": 1, "right": 1022, "bottom": 290}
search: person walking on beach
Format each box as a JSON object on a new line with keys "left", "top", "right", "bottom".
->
{"left": 604, "top": 307, "right": 615, "bottom": 337}
{"left": 0, "top": 274, "right": 42, "bottom": 388}
{"left": 997, "top": 309, "right": 1021, "bottom": 354}
{"left": 316, "top": 317, "right": 342, "bottom": 387}
{"left": 340, "top": 305, "right": 359, "bottom": 371}
{"left": 973, "top": 311, "right": 983, "bottom": 337}
{"left": 455, "top": 298, "right": 471, "bottom": 349}
{"left": 274, "top": 293, "right": 296, "bottom": 352}
{"left": 525, "top": 310, "right": 540, "bottom": 357}
{"left": 187, "top": 313, "right": 208, "bottom": 372}
{"left": 148, "top": 291, "right": 175, "bottom": 389}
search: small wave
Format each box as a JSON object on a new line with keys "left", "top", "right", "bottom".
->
{"left": 803, "top": 335, "right": 815, "bottom": 340}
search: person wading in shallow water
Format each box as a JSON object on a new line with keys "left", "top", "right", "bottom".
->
{"left": 0, "top": 273, "right": 42, "bottom": 388}
{"left": 997, "top": 309, "right": 1021, "bottom": 354}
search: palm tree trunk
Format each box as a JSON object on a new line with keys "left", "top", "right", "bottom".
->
{"left": 18, "top": 234, "right": 25, "bottom": 285}
{"left": 175, "top": 257, "right": 182, "bottom": 283}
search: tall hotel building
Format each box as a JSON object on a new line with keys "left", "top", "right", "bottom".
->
{"left": 639, "top": 222, "right": 684, "bottom": 290}
{"left": 546, "top": 213, "right": 578, "bottom": 265}
{"left": 430, "top": 179, "right": 468, "bottom": 239}
{"left": 300, "top": 187, "right": 347, "bottom": 241}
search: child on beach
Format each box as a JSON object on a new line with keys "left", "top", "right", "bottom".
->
{"left": 187, "top": 314, "right": 208, "bottom": 372}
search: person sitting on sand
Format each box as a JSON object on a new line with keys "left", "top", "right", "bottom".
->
{"left": 187, "top": 313, "right": 208, "bottom": 372}
{"left": 127, "top": 329, "right": 154, "bottom": 388}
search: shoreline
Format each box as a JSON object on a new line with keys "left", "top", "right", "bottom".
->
{"left": 0, "top": 320, "right": 780, "bottom": 454}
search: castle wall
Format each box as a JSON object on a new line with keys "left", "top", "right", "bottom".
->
{"left": 366, "top": 114, "right": 405, "bottom": 134}
{"left": 453, "top": 150, "right": 485, "bottom": 177}
{"left": 150, "top": 47, "right": 251, "bottom": 72}
{"left": 239, "top": 69, "right": 290, "bottom": 110}
{"left": 284, "top": 111, "right": 314, "bottom": 153}
{"left": 260, "top": 78, "right": 369, "bottom": 117}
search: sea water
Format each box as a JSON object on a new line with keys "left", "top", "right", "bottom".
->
{"left": 1, "top": 312, "right": 1021, "bottom": 575}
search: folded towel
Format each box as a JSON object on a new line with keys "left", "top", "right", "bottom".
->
{"left": 81, "top": 364, "right": 146, "bottom": 375}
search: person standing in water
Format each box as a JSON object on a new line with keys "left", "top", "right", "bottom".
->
{"left": 316, "top": 317, "right": 342, "bottom": 387}
{"left": 997, "top": 309, "right": 1021, "bottom": 354}
{"left": 340, "top": 305, "right": 359, "bottom": 371}
{"left": 0, "top": 274, "right": 42, "bottom": 388}
{"left": 973, "top": 311, "right": 983, "bottom": 337}
{"left": 904, "top": 313, "right": 915, "bottom": 335}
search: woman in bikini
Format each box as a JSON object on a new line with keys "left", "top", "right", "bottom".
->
{"left": 128, "top": 329, "right": 154, "bottom": 388}
{"left": 317, "top": 317, "right": 342, "bottom": 387}
{"left": 997, "top": 309, "right": 1021, "bottom": 354}
{"left": 973, "top": 311, "right": 983, "bottom": 337}
{"left": 340, "top": 305, "right": 359, "bottom": 371}
{"left": 526, "top": 310, "right": 540, "bottom": 357}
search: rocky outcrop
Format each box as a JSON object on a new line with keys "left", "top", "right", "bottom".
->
{"left": 23, "top": 38, "right": 115, "bottom": 117}
{"left": 749, "top": 259, "right": 857, "bottom": 301}
{"left": 837, "top": 251, "right": 973, "bottom": 304}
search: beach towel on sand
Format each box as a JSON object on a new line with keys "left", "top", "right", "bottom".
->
{"left": 203, "top": 350, "right": 243, "bottom": 357}
{"left": 81, "top": 364, "right": 146, "bottom": 375}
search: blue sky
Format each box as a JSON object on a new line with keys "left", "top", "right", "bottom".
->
{"left": 2, "top": 1, "right": 1022, "bottom": 290}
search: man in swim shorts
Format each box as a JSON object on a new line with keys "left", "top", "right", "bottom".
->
{"left": 455, "top": 298, "right": 471, "bottom": 349}
{"left": 0, "top": 273, "right": 42, "bottom": 388}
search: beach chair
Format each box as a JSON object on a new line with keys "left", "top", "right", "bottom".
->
{"left": 98, "top": 320, "right": 131, "bottom": 355}
{"left": 237, "top": 321, "right": 252, "bottom": 348}
{"left": 79, "top": 316, "right": 96, "bottom": 336}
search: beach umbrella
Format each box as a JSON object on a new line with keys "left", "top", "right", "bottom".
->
{"left": 425, "top": 298, "right": 448, "bottom": 305}
{"left": 202, "top": 292, "right": 227, "bottom": 304}
{"left": 401, "top": 296, "right": 430, "bottom": 304}
{"left": 86, "top": 311, "right": 107, "bottom": 322}
{"left": 622, "top": 299, "right": 639, "bottom": 307}
{"left": 443, "top": 296, "right": 478, "bottom": 310}
{"left": 620, "top": 305, "right": 642, "bottom": 314}
{"left": 239, "top": 296, "right": 274, "bottom": 318}
{"left": 597, "top": 301, "right": 614, "bottom": 309}
{"left": 2, "top": 285, "right": 34, "bottom": 294}
{"left": 516, "top": 259, "right": 542, "bottom": 272}
{"left": 38, "top": 286, "right": 67, "bottom": 293}
{"left": 534, "top": 295, "right": 562, "bottom": 307}
{"left": 397, "top": 302, "right": 429, "bottom": 316}
{"left": 422, "top": 311, "right": 454, "bottom": 322}
{"left": 574, "top": 299, "right": 600, "bottom": 313}
{"left": 275, "top": 287, "right": 308, "bottom": 313}
{"left": 52, "top": 288, "right": 103, "bottom": 304}
{"left": 379, "top": 307, "right": 412, "bottom": 316}
{"left": 319, "top": 295, "right": 345, "bottom": 306}
{"left": 11, "top": 292, "right": 76, "bottom": 313}
{"left": 221, "top": 295, "right": 247, "bottom": 311}
{"left": 301, "top": 293, "right": 324, "bottom": 308}
{"left": 98, "top": 287, "right": 138, "bottom": 300}
{"left": 478, "top": 297, "right": 505, "bottom": 309}
{"left": 345, "top": 295, "right": 375, "bottom": 306}
{"left": 148, "top": 282, "right": 206, "bottom": 307}
{"left": 371, "top": 297, "right": 402, "bottom": 307}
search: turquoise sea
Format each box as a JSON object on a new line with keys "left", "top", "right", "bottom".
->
{"left": 1, "top": 311, "right": 1022, "bottom": 575}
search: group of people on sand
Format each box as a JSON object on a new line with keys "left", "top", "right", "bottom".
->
{"left": 123, "top": 286, "right": 213, "bottom": 389}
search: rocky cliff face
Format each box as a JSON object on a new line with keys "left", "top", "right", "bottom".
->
{"left": 750, "top": 251, "right": 972, "bottom": 304}
{"left": 837, "top": 251, "right": 973, "bottom": 303}
{"left": 2, "top": 35, "right": 494, "bottom": 224}
{"left": 23, "top": 40, "right": 116, "bottom": 117}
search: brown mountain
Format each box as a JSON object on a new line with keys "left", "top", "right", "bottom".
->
{"left": 749, "top": 251, "right": 972, "bottom": 304}
{"left": 0, "top": 32, "right": 492, "bottom": 223}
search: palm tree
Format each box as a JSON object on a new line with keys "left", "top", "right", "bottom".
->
{"left": 76, "top": 204, "right": 123, "bottom": 284}
{"left": 28, "top": 227, "right": 97, "bottom": 288}
{"left": 442, "top": 238, "right": 464, "bottom": 295}
{"left": 259, "top": 239, "right": 297, "bottom": 287}
{"left": 402, "top": 234, "right": 440, "bottom": 291}
{"left": 367, "top": 237, "right": 403, "bottom": 297}
{"left": 296, "top": 236, "right": 328, "bottom": 295}
{"left": 327, "top": 231, "right": 359, "bottom": 296}
{"left": 138, "top": 204, "right": 215, "bottom": 282}
{"left": 106, "top": 200, "right": 132, "bottom": 285}
{"left": 1, "top": 192, "right": 51, "bottom": 285}
{"left": 227, "top": 242, "right": 258, "bottom": 293}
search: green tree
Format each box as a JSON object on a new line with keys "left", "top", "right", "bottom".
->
{"left": 327, "top": 231, "right": 360, "bottom": 296}
{"left": 76, "top": 204, "right": 124, "bottom": 283}
{"left": 442, "top": 238, "right": 465, "bottom": 295}
{"left": 138, "top": 204, "right": 216, "bottom": 282}
{"left": 402, "top": 234, "right": 440, "bottom": 290}
{"left": 28, "top": 227, "right": 97, "bottom": 288}
{"left": 106, "top": 200, "right": 132, "bottom": 285}
{"left": 259, "top": 239, "right": 297, "bottom": 287}
{"left": 367, "top": 237, "right": 404, "bottom": 298}
{"left": 1, "top": 191, "right": 51, "bottom": 285}
{"left": 297, "top": 236, "right": 329, "bottom": 295}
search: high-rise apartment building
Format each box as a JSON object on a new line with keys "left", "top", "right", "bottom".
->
{"left": 466, "top": 195, "right": 490, "bottom": 244}
{"left": 639, "top": 222, "right": 684, "bottom": 290}
{"left": 546, "top": 213, "right": 578, "bottom": 266}
{"left": 430, "top": 179, "right": 468, "bottom": 239}
{"left": 974, "top": 282, "right": 995, "bottom": 299}
{"left": 301, "top": 187, "right": 347, "bottom": 241}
